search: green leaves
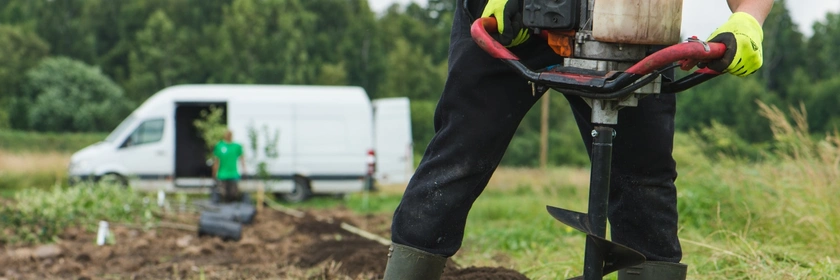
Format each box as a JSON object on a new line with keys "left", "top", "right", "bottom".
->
{"left": 0, "top": 25, "right": 49, "bottom": 128}
{"left": 1, "top": 183, "right": 159, "bottom": 245}
{"left": 126, "top": 10, "right": 194, "bottom": 102}
{"left": 193, "top": 105, "right": 227, "bottom": 158}
{"left": 1, "top": 0, "right": 839, "bottom": 169}
{"left": 14, "top": 57, "right": 133, "bottom": 132}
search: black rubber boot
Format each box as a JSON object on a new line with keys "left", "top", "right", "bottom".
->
{"left": 383, "top": 243, "right": 447, "bottom": 280}
{"left": 618, "top": 261, "right": 688, "bottom": 280}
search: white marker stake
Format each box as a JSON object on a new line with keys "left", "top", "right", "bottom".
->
{"left": 96, "top": 221, "right": 109, "bottom": 246}
{"left": 157, "top": 190, "right": 166, "bottom": 207}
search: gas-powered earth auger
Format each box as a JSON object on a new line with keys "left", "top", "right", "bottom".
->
{"left": 471, "top": 1, "right": 727, "bottom": 279}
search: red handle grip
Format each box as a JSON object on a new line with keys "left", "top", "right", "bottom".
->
{"left": 625, "top": 42, "right": 726, "bottom": 75}
{"left": 470, "top": 17, "right": 727, "bottom": 95}
{"left": 470, "top": 17, "right": 519, "bottom": 61}
{"left": 471, "top": 17, "right": 725, "bottom": 73}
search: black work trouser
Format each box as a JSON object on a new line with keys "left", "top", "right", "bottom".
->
{"left": 390, "top": 1, "right": 682, "bottom": 263}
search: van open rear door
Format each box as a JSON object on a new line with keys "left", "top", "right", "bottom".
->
{"left": 372, "top": 97, "right": 415, "bottom": 185}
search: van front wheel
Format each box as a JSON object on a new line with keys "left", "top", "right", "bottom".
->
{"left": 98, "top": 173, "right": 128, "bottom": 188}
{"left": 281, "top": 176, "right": 312, "bottom": 203}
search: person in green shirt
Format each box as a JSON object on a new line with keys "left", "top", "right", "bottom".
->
{"left": 213, "top": 129, "right": 247, "bottom": 202}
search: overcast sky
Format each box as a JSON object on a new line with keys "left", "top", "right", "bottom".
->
{"left": 368, "top": 0, "right": 840, "bottom": 37}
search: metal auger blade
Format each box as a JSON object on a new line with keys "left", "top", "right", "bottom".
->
{"left": 590, "top": 234, "right": 646, "bottom": 274}
{"left": 546, "top": 205, "right": 592, "bottom": 234}
{"left": 565, "top": 235, "right": 647, "bottom": 280}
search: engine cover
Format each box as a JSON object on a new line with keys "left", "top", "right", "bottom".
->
{"left": 522, "top": 0, "right": 580, "bottom": 30}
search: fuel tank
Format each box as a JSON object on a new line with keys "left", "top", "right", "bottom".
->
{"left": 592, "top": 0, "right": 683, "bottom": 45}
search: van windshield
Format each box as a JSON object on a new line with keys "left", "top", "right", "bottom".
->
{"left": 104, "top": 115, "right": 137, "bottom": 143}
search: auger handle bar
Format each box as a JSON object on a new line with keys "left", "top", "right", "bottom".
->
{"left": 470, "top": 17, "right": 727, "bottom": 99}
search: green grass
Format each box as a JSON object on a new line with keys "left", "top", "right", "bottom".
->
{"left": 2, "top": 104, "right": 839, "bottom": 278}
{"left": 0, "top": 129, "right": 101, "bottom": 192}
{"left": 304, "top": 103, "right": 840, "bottom": 279}
{"left": 282, "top": 191, "right": 404, "bottom": 215}
{"left": 0, "top": 172, "right": 64, "bottom": 196}
{"left": 0, "top": 129, "right": 106, "bottom": 153}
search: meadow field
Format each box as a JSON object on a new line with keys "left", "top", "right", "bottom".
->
{"left": 1, "top": 104, "right": 838, "bottom": 279}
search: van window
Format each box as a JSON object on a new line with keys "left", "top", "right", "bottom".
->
{"left": 122, "top": 119, "right": 164, "bottom": 148}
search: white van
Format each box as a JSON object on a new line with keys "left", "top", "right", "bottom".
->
{"left": 372, "top": 97, "right": 415, "bottom": 185}
{"left": 68, "top": 84, "right": 375, "bottom": 202}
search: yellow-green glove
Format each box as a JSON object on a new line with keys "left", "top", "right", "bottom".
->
{"left": 482, "top": 0, "right": 530, "bottom": 47}
{"left": 705, "top": 12, "right": 765, "bottom": 77}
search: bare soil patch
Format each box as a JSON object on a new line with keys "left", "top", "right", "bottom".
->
{"left": 1, "top": 206, "right": 529, "bottom": 279}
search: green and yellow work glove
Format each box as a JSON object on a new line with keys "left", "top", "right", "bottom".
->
{"left": 482, "top": 0, "right": 530, "bottom": 47}
{"left": 705, "top": 12, "right": 765, "bottom": 77}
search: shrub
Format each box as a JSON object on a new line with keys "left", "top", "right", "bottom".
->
{"left": 0, "top": 183, "right": 159, "bottom": 245}
{"left": 12, "top": 57, "right": 134, "bottom": 132}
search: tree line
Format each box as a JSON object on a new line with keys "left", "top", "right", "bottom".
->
{"left": 0, "top": 0, "right": 837, "bottom": 167}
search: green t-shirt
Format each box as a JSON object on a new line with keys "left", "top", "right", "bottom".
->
{"left": 214, "top": 140, "right": 243, "bottom": 180}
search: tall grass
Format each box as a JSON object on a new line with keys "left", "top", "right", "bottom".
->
{"left": 676, "top": 101, "right": 840, "bottom": 279}
{"left": 0, "top": 129, "right": 97, "bottom": 192}
{"left": 332, "top": 101, "right": 840, "bottom": 279}
{"left": 0, "top": 150, "right": 70, "bottom": 193}
{"left": 0, "top": 129, "right": 106, "bottom": 153}
{"left": 0, "top": 150, "right": 69, "bottom": 174}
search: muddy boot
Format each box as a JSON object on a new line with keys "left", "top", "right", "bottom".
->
{"left": 618, "top": 261, "right": 688, "bottom": 280}
{"left": 383, "top": 243, "right": 447, "bottom": 280}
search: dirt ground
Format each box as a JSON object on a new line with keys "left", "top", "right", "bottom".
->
{"left": 0, "top": 204, "right": 529, "bottom": 279}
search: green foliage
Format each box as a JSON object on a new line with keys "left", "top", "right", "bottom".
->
{"left": 0, "top": 24, "right": 50, "bottom": 129}
{"left": 192, "top": 106, "right": 227, "bottom": 158}
{"left": 301, "top": 0, "right": 381, "bottom": 91}
{"left": 0, "top": 129, "right": 106, "bottom": 153}
{"left": 316, "top": 62, "right": 348, "bottom": 86}
{"left": 688, "top": 120, "right": 766, "bottom": 160}
{"left": 803, "top": 75, "right": 840, "bottom": 132}
{"left": 125, "top": 10, "right": 197, "bottom": 102}
{"left": 0, "top": 110, "right": 8, "bottom": 129}
{"left": 408, "top": 100, "right": 437, "bottom": 157}
{"left": 677, "top": 74, "right": 780, "bottom": 143}
{"left": 1, "top": 0, "right": 839, "bottom": 171}
{"left": 376, "top": 38, "right": 446, "bottom": 101}
{"left": 501, "top": 93, "right": 589, "bottom": 167}
{"left": 246, "top": 123, "right": 281, "bottom": 180}
{"left": 208, "top": 0, "right": 316, "bottom": 85}
{"left": 0, "top": 183, "right": 159, "bottom": 245}
{"left": 13, "top": 57, "right": 133, "bottom": 132}
{"left": 758, "top": 0, "right": 806, "bottom": 98}
{"left": 0, "top": 25, "right": 49, "bottom": 98}
{"left": 806, "top": 12, "right": 840, "bottom": 81}
{"left": 503, "top": 131, "right": 542, "bottom": 167}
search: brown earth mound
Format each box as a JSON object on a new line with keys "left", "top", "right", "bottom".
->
{"left": 0, "top": 206, "right": 529, "bottom": 279}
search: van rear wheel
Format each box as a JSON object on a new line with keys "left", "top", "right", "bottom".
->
{"left": 281, "top": 176, "right": 312, "bottom": 203}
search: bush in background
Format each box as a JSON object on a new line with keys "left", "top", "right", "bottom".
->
{"left": 9, "top": 57, "right": 134, "bottom": 132}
